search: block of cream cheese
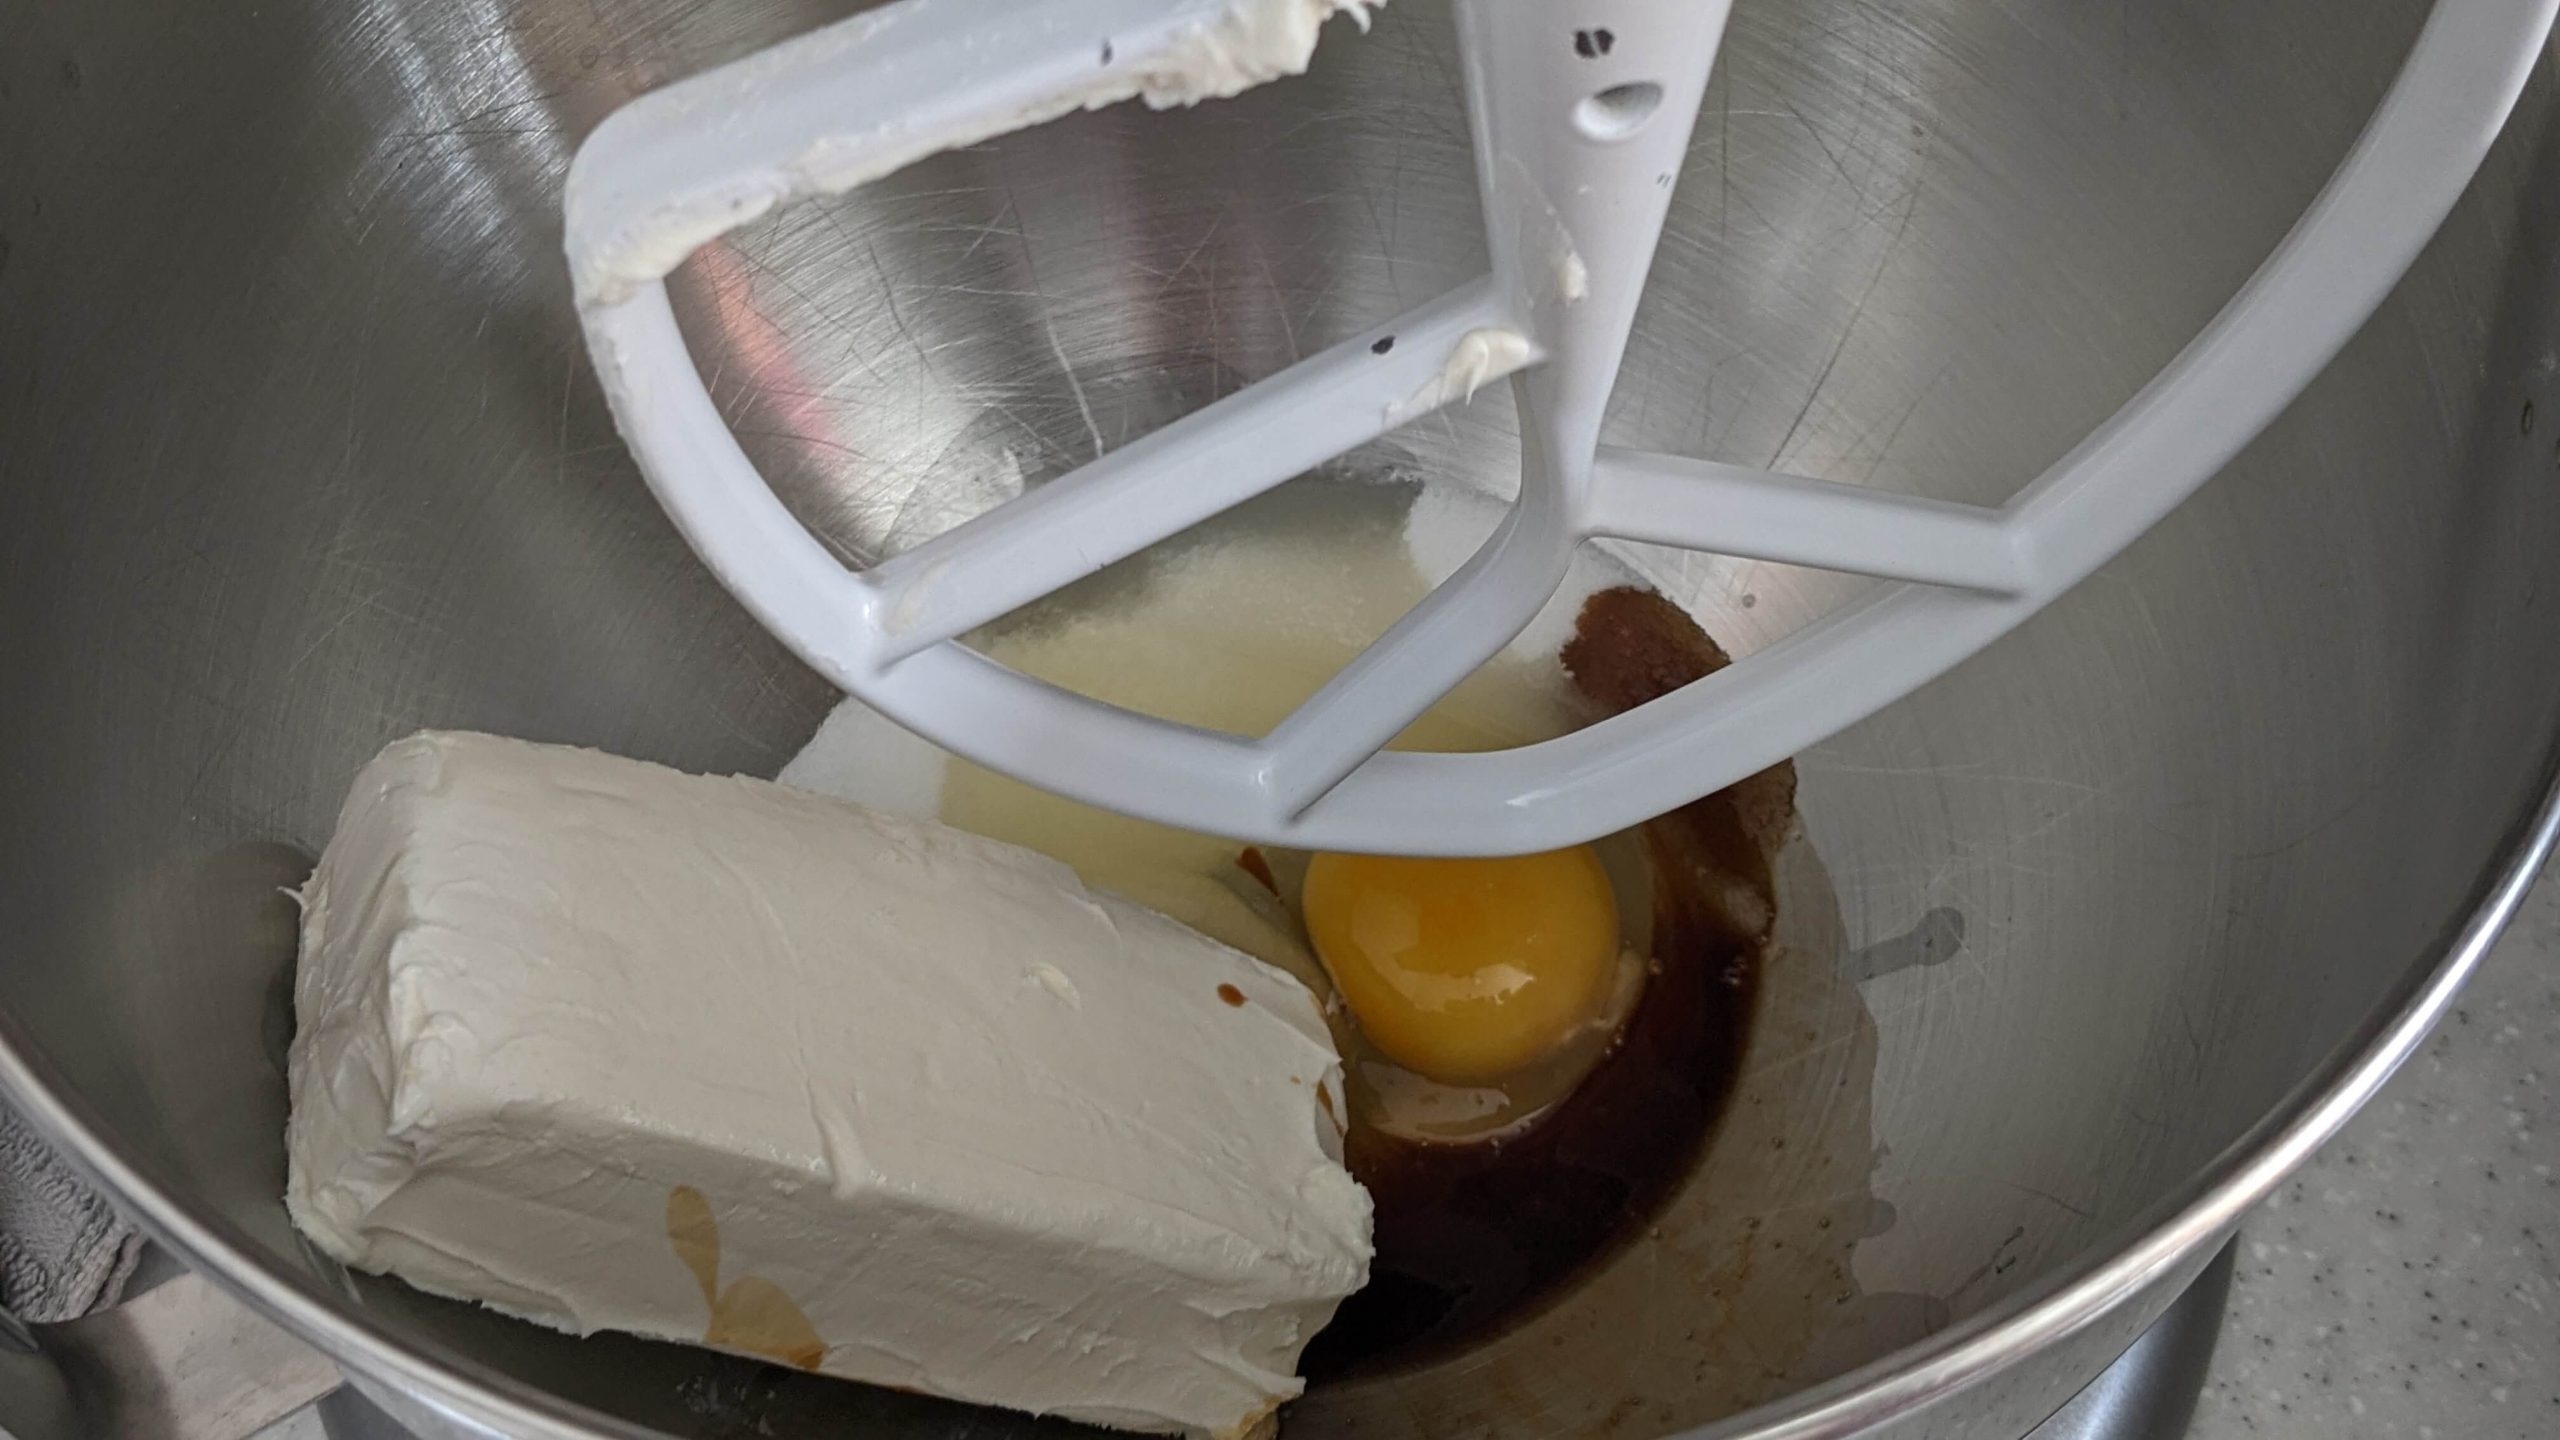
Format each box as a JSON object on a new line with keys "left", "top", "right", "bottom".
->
{"left": 285, "top": 731, "right": 1370, "bottom": 1438}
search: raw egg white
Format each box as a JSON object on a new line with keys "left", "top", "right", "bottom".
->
{"left": 935, "top": 481, "right": 1650, "bottom": 1141}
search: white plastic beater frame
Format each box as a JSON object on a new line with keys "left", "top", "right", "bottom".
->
{"left": 567, "top": 0, "right": 2558, "bottom": 856}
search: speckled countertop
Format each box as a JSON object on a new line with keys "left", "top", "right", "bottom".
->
{"left": 2185, "top": 856, "right": 2559, "bottom": 1439}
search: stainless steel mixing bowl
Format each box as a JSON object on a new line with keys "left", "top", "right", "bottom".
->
{"left": 5, "top": 1, "right": 2559, "bottom": 1436}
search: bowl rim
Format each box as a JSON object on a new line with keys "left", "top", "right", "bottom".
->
{"left": 2, "top": 741, "right": 2555, "bottom": 1439}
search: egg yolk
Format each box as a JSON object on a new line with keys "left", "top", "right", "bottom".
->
{"left": 1301, "top": 847, "right": 1621, "bottom": 1084}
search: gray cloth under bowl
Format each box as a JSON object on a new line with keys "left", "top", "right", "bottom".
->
{"left": 0, "top": 1100, "right": 142, "bottom": 1324}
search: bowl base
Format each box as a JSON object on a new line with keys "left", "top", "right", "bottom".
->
{"left": 2025, "top": 1242, "right": 2234, "bottom": 1440}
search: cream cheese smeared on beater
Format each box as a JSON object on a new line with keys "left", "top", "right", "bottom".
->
{"left": 1118, "top": 0, "right": 1379, "bottom": 108}
{"left": 568, "top": 0, "right": 1381, "bottom": 309}
{"left": 1384, "top": 327, "right": 1536, "bottom": 423}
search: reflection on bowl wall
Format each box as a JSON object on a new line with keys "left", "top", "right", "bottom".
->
{"left": 3, "top": 0, "right": 2559, "bottom": 1436}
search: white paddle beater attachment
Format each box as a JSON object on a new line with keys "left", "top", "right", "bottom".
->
{"left": 565, "top": 0, "right": 2557, "bottom": 856}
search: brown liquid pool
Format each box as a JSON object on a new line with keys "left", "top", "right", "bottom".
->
{"left": 1304, "top": 586, "right": 1797, "bottom": 1377}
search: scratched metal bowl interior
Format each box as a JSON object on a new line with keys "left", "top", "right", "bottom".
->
{"left": 5, "top": 0, "right": 2560, "bottom": 1437}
